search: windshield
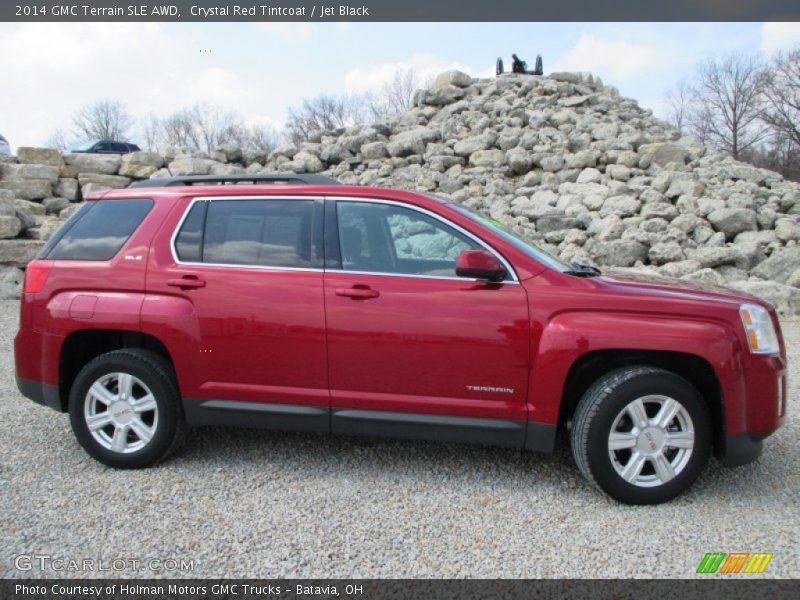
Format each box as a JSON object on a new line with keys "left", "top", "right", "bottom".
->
{"left": 449, "top": 204, "right": 573, "bottom": 273}
{"left": 69, "top": 140, "right": 98, "bottom": 151}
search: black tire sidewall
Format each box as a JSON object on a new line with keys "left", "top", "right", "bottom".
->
{"left": 585, "top": 371, "right": 712, "bottom": 505}
{"left": 69, "top": 352, "right": 179, "bottom": 468}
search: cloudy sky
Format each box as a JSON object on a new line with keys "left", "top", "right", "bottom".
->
{"left": 1, "top": 21, "right": 799, "bottom": 151}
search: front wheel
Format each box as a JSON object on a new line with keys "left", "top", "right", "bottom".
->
{"left": 571, "top": 366, "right": 711, "bottom": 504}
{"left": 69, "top": 349, "right": 187, "bottom": 468}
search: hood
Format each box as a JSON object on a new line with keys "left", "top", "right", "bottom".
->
{"left": 597, "top": 269, "right": 762, "bottom": 307}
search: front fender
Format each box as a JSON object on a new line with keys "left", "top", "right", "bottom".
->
{"left": 527, "top": 311, "right": 747, "bottom": 434}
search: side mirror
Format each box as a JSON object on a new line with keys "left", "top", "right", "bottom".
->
{"left": 455, "top": 249, "right": 506, "bottom": 282}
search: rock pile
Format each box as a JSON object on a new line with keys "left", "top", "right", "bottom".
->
{"left": 2, "top": 70, "right": 799, "bottom": 314}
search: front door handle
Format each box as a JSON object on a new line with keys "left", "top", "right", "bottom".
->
{"left": 168, "top": 276, "right": 206, "bottom": 289}
{"left": 335, "top": 286, "right": 379, "bottom": 299}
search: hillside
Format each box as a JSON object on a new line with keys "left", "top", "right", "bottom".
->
{"left": 1, "top": 70, "right": 799, "bottom": 313}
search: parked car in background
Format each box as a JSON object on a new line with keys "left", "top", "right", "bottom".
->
{"left": 14, "top": 174, "right": 787, "bottom": 505}
{"left": 68, "top": 140, "right": 140, "bottom": 154}
{"left": 0, "top": 133, "right": 11, "bottom": 155}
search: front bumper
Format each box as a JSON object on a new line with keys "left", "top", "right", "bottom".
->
{"left": 721, "top": 433, "right": 766, "bottom": 467}
{"left": 16, "top": 376, "right": 63, "bottom": 412}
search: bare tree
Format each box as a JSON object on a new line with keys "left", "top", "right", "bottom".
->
{"left": 45, "top": 128, "right": 69, "bottom": 151}
{"left": 71, "top": 99, "right": 134, "bottom": 142}
{"left": 140, "top": 112, "right": 163, "bottom": 152}
{"left": 244, "top": 124, "right": 280, "bottom": 155}
{"left": 285, "top": 94, "right": 366, "bottom": 145}
{"left": 664, "top": 78, "right": 691, "bottom": 133}
{"left": 761, "top": 46, "right": 800, "bottom": 149}
{"left": 159, "top": 104, "right": 280, "bottom": 155}
{"left": 160, "top": 105, "right": 236, "bottom": 153}
{"left": 687, "top": 53, "right": 769, "bottom": 158}
{"left": 161, "top": 108, "right": 200, "bottom": 151}
{"left": 364, "top": 67, "right": 424, "bottom": 119}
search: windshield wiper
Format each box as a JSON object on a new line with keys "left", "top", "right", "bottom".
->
{"left": 565, "top": 261, "right": 601, "bottom": 277}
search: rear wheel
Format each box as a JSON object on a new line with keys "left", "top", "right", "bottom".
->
{"left": 69, "top": 349, "right": 187, "bottom": 468}
{"left": 571, "top": 366, "right": 711, "bottom": 504}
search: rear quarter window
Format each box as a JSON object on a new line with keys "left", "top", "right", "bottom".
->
{"left": 41, "top": 199, "right": 153, "bottom": 261}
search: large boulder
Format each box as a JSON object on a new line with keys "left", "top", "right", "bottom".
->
{"left": 0, "top": 163, "right": 59, "bottom": 182}
{"left": 54, "top": 178, "right": 80, "bottom": 201}
{"left": 638, "top": 143, "right": 689, "bottom": 167}
{"left": 707, "top": 208, "right": 757, "bottom": 238}
{"left": 0, "top": 239, "right": 44, "bottom": 267}
{"left": 119, "top": 151, "right": 165, "bottom": 178}
{"left": 750, "top": 248, "right": 800, "bottom": 282}
{"left": 16, "top": 147, "right": 62, "bottom": 166}
{"left": 592, "top": 239, "right": 648, "bottom": 267}
{"left": 211, "top": 144, "right": 243, "bottom": 164}
{"left": 420, "top": 85, "right": 466, "bottom": 106}
{"left": 469, "top": 149, "right": 505, "bottom": 168}
{"left": 0, "top": 180, "right": 52, "bottom": 201}
{"left": 77, "top": 173, "right": 132, "bottom": 189}
{"left": 63, "top": 152, "right": 121, "bottom": 175}
{"left": 689, "top": 246, "right": 743, "bottom": 268}
{"left": 386, "top": 127, "right": 440, "bottom": 157}
{"left": 361, "top": 142, "right": 388, "bottom": 160}
{"left": 0, "top": 216, "right": 22, "bottom": 239}
{"left": 430, "top": 70, "right": 472, "bottom": 90}
{"left": 167, "top": 157, "right": 216, "bottom": 176}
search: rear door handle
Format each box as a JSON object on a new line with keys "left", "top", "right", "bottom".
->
{"left": 168, "top": 276, "right": 206, "bottom": 289}
{"left": 335, "top": 287, "right": 379, "bottom": 299}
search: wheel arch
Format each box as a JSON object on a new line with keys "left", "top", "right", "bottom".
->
{"left": 558, "top": 349, "right": 725, "bottom": 458}
{"left": 57, "top": 329, "right": 174, "bottom": 412}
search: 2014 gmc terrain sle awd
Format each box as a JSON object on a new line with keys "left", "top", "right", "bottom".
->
{"left": 14, "top": 174, "right": 787, "bottom": 504}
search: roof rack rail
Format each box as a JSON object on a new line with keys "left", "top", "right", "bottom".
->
{"left": 129, "top": 173, "right": 341, "bottom": 188}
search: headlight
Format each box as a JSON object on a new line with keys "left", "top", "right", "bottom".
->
{"left": 739, "top": 303, "right": 779, "bottom": 355}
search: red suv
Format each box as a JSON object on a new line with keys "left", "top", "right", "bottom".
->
{"left": 14, "top": 175, "right": 787, "bottom": 504}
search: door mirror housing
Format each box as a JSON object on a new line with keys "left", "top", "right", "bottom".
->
{"left": 455, "top": 249, "right": 506, "bottom": 282}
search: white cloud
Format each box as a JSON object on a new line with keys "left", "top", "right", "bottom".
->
{"left": 550, "top": 34, "right": 667, "bottom": 83}
{"left": 344, "top": 53, "right": 483, "bottom": 95}
{"left": 0, "top": 23, "right": 289, "bottom": 150}
{"left": 760, "top": 22, "right": 800, "bottom": 55}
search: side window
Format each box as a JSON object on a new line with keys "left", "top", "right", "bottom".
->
{"left": 95, "top": 142, "right": 111, "bottom": 152}
{"left": 174, "top": 201, "right": 207, "bottom": 262}
{"left": 199, "top": 199, "right": 314, "bottom": 268}
{"left": 336, "top": 201, "right": 479, "bottom": 277}
{"left": 44, "top": 199, "right": 153, "bottom": 260}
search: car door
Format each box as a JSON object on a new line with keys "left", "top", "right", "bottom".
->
{"left": 324, "top": 198, "right": 531, "bottom": 447}
{"left": 147, "top": 195, "right": 329, "bottom": 432}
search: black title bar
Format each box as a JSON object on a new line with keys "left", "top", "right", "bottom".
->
{"left": 3, "top": 579, "right": 800, "bottom": 600}
{"left": 3, "top": 0, "right": 800, "bottom": 22}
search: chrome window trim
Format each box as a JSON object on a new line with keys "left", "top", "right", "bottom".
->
{"left": 330, "top": 196, "right": 519, "bottom": 283}
{"left": 169, "top": 195, "right": 519, "bottom": 284}
{"left": 169, "top": 195, "right": 321, "bottom": 272}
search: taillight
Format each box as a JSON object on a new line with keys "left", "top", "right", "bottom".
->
{"left": 23, "top": 260, "right": 54, "bottom": 294}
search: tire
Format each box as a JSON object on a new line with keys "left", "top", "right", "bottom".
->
{"left": 69, "top": 349, "right": 187, "bottom": 468}
{"left": 570, "top": 366, "right": 711, "bottom": 505}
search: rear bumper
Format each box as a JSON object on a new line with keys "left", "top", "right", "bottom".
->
{"left": 15, "top": 377, "right": 63, "bottom": 412}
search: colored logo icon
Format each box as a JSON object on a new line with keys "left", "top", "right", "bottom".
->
{"left": 696, "top": 552, "right": 773, "bottom": 574}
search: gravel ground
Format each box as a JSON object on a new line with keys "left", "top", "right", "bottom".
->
{"left": 1, "top": 299, "right": 797, "bottom": 579}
